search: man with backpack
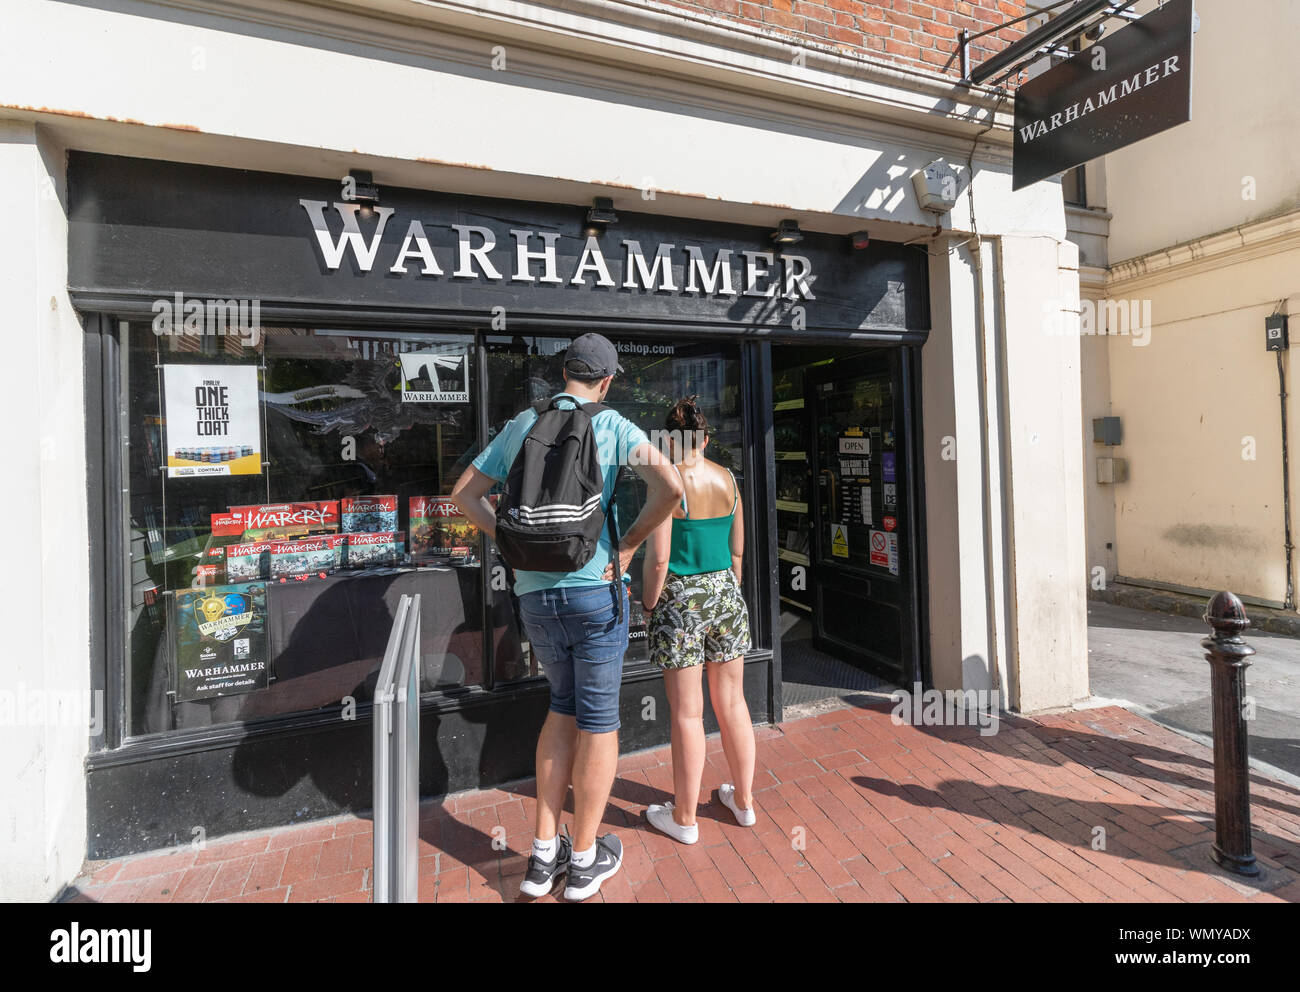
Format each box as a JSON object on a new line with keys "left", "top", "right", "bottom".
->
{"left": 451, "top": 333, "right": 683, "bottom": 901}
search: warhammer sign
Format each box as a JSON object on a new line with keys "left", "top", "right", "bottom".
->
{"left": 1012, "top": 0, "right": 1195, "bottom": 191}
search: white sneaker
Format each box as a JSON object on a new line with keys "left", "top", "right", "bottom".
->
{"left": 645, "top": 802, "right": 699, "bottom": 845}
{"left": 719, "top": 783, "right": 756, "bottom": 827}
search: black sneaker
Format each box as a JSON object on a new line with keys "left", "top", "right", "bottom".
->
{"left": 519, "top": 828, "right": 571, "bottom": 898}
{"left": 563, "top": 834, "right": 623, "bottom": 901}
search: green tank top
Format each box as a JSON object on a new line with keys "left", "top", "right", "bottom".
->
{"left": 668, "top": 467, "right": 737, "bottom": 576}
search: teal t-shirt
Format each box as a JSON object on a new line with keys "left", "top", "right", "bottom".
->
{"left": 473, "top": 394, "right": 650, "bottom": 597}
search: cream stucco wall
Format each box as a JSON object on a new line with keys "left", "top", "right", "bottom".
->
{"left": 1075, "top": 0, "right": 1300, "bottom": 607}
{"left": 1105, "top": 0, "right": 1300, "bottom": 263}
{"left": 1105, "top": 232, "right": 1300, "bottom": 604}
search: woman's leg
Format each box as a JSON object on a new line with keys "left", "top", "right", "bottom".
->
{"left": 706, "top": 657, "right": 756, "bottom": 809}
{"left": 663, "top": 664, "right": 706, "bottom": 826}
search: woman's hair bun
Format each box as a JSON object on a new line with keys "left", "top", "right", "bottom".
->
{"left": 666, "top": 394, "right": 709, "bottom": 436}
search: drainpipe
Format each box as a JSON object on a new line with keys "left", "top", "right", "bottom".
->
{"left": 1278, "top": 325, "right": 1295, "bottom": 609}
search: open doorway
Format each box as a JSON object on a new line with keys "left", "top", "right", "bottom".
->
{"left": 772, "top": 344, "right": 922, "bottom": 707}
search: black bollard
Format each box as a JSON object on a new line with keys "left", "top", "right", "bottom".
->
{"left": 1201, "top": 591, "right": 1259, "bottom": 877}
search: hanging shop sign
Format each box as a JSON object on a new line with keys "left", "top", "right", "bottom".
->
{"left": 1012, "top": 0, "right": 1194, "bottom": 191}
{"left": 67, "top": 154, "right": 930, "bottom": 340}
{"left": 171, "top": 583, "right": 270, "bottom": 701}
{"left": 162, "top": 364, "right": 262, "bottom": 477}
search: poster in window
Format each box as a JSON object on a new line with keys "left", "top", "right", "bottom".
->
{"left": 398, "top": 345, "right": 470, "bottom": 403}
{"left": 163, "top": 364, "right": 262, "bottom": 477}
{"left": 172, "top": 583, "right": 269, "bottom": 701}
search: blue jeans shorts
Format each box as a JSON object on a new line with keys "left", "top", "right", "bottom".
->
{"left": 518, "top": 582, "right": 630, "bottom": 733}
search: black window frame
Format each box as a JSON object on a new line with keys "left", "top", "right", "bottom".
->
{"left": 85, "top": 315, "right": 773, "bottom": 758}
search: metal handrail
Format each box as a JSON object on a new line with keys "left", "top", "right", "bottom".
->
{"left": 372, "top": 594, "right": 420, "bottom": 903}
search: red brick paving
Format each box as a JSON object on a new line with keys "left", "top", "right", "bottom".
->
{"left": 64, "top": 703, "right": 1300, "bottom": 903}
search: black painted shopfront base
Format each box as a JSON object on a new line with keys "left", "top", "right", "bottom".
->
{"left": 85, "top": 655, "right": 772, "bottom": 860}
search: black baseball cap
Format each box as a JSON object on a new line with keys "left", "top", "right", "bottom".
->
{"left": 563, "top": 332, "right": 624, "bottom": 380}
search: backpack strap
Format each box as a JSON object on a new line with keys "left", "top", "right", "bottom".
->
{"left": 607, "top": 465, "right": 624, "bottom": 625}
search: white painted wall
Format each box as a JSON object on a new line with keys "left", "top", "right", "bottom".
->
{"left": 1001, "top": 236, "right": 1089, "bottom": 710}
{"left": 0, "top": 0, "right": 1060, "bottom": 238}
{"left": 0, "top": 121, "right": 90, "bottom": 901}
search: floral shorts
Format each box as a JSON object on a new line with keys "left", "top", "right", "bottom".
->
{"left": 648, "top": 569, "right": 751, "bottom": 669}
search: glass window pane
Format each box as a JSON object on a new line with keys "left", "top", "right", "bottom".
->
{"left": 124, "top": 322, "right": 482, "bottom": 738}
{"left": 482, "top": 335, "right": 746, "bottom": 677}
{"left": 813, "top": 366, "right": 897, "bottom": 571}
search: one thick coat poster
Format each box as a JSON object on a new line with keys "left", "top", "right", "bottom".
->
{"left": 163, "top": 364, "right": 262, "bottom": 477}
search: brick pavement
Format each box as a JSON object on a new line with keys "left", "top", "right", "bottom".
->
{"left": 64, "top": 703, "right": 1300, "bottom": 903}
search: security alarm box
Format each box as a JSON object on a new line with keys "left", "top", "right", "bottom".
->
{"left": 1266, "top": 314, "right": 1289, "bottom": 352}
{"left": 912, "top": 160, "right": 963, "bottom": 214}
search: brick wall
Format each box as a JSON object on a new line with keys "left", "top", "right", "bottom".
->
{"left": 648, "top": 0, "right": 1031, "bottom": 78}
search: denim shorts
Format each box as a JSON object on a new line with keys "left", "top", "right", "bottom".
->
{"left": 518, "top": 582, "right": 630, "bottom": 733}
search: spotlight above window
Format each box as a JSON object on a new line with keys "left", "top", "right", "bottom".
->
{"left": 345, "top": 169, "right": 380, "bottom": 205}
{"left": 770, "top": 219, "right": 803, "bottom": 246}
{"left": 584, "top": 197, "right": 619, "bottom": 237}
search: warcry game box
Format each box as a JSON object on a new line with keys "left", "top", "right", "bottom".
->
{"left": 409, "top": 495, "right": 488, "bottom": 560}
{"left": 194, "top": 544, "right": 228, "bottom": 586}
{"left": 228, "top": 501, "right": 340, "bottom": 541}
{"left": 225, "top": 539, "right": 275, "bottom": 581}
{"left": 345, "top": 531, "right": 402, "bottom": 569}
{"left": 171, "top": 583, "right": 269, "bottom": 701}
{"left": 269, "top": 534, "right": 345, "bottom": 578}
{"left": 341, "top": 495, "right": 398, "bottom": 534}
{"left": 210, "top": 511, "right": 246, "bottom": 538}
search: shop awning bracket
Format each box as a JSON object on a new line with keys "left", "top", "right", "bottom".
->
{"left": 959, "top": 0, "right": 1141, "bottom": 87}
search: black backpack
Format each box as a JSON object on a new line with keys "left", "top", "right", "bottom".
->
{"left": 495, "top": 397, "right": 620, "bottom": 576}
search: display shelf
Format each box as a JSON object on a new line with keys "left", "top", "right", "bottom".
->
{"left": 774, "top": 450, "right": 807, "bottom": 461}
{"left": 774, "top": 398, "right": 805, "bottom": 411}
{"left": 775, "top": 499, "right": 808, "bottom": 513}
{"left": 778, "top": 549, "right": 809, "bottom": 566}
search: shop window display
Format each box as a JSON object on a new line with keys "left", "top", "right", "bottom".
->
{"left": 123, "top": 323, "right": 751, "bottom": 740}
{"left": 483, "top": 335, "right": 747, "bottom": 672}
{"left": 124, "top": 323, "right": 485, "bottom": 737}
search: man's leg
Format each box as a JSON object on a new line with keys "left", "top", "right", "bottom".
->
{"left": 565, "top": 585, "right": 629, "bottom": 858}
{"left": 518, "top": 598, "right": 578, "bottom": 845}
{"left": 571, "top": 729, "right": 619, "bottom": 851}
{"left": 534, "top": 711, "right": 578, "bottom": 841}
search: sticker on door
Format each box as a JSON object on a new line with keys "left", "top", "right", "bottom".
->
{"left": 869, "top": 529, "right": 889, "bottom": 568}
{"left": 831, "top": 523, "right": 850, "bottom": 559}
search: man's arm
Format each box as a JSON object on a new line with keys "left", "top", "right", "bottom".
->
{"left": 603, "top": 441, "right": 683, "bottom": 580}
{"left": 451, "top": 465, "right": 499, "bottom": 540}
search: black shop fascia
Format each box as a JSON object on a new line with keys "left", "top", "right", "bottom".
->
{"left": 69, "top": 152, "right": 930, "bottom": 857}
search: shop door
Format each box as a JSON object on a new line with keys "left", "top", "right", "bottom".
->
{"left": 806, "top": 352, "right": 915, "bottom": 684}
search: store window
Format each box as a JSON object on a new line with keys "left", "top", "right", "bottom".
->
{"left": 483, "top": 335, "right": 747, "bottom": 671}
{"left": 123, "top": 322, "right": 484, "bottom": 737}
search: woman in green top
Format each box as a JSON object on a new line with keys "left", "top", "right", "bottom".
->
{"left": 641, "top": 396, "right": 756, "bottom": 843}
